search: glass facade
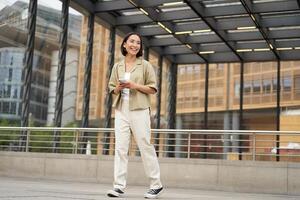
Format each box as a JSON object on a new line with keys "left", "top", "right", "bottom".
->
{"left": 0, "top": 0, "right": 82, "bottom": 125}
{"left": 0, "top": 0, "right": 51, "bottom": 124}
{"left": 175, "top": 61, "right": 300, "bottom": 160}
{"left": 0, "top": 48, "right": 23, "bottom": 118}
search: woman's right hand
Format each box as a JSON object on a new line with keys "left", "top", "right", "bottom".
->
{"left": 114, "top": 82, "right": 126, "bottom": 94}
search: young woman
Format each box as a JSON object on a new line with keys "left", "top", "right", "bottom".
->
{"left": 107, "top": 32, "right": 163, "bottom": 199}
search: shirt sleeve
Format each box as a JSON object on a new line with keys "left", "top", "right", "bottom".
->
{"left": 144, "top": 61, "right": 158, "bottom": 93}
{"left": 108, "top": 63, "right": 118, "bottom": 94}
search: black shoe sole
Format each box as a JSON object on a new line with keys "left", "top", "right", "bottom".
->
{"left": 107, "top": 193, "right": 119, "bottom": 197}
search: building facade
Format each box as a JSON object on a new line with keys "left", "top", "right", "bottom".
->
{"left": 0, "top": 1, "right": 81, "bottom": 125}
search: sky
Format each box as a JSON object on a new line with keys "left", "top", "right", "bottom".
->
{"left": 0, "top": 0, "right": 82, "bottom": 15}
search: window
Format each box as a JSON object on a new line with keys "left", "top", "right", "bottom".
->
{"left": 263, "top": 79, "right": 271, "bottom": 94}
{"left": 13, "top": 87, "right": 18, "bottom": 98}
{"left": 4, "top": 85, "right": 11, "bottom": 98}
{"left": 234, "top": 82, "right": 240, "bottom": 97}
{"left": 179, "top": 66, "right": 184, "bottom": 74}
{"left": 3, "top": 102, "right": 9, "bottom": 114}
{"left": 10, "top": 102, "right": 17, "bottom": 114}
{"left": 10, "top": 56, "right": 13, "bottom": 65}
{"left": 244, "top": 81, "right": 251, "bottom": 94}
{"left": 194, "top": 65, "right": 200, "bottom": 74}
{"left": 0, "top": 84, "right": 3, "bottom": 98}
{"left": 252, "top": 80, "right": 261, "bottom": 93}
{"left": 18, "top": 103, "right": 22, "bottom": 115}
{"left": 187, "top": 66, "right": 193, "bottom": 74}
{"left": 295, "top": 75, "right": 300, "bottom": 94}
{"left": 272, "top": 78, "right": 277, "bottom": 92}
{"left": 8, "top": 68, "right": 13, "bottom": 81}
{"left": 282, "top": 76, "right": 292, "bottom": 91}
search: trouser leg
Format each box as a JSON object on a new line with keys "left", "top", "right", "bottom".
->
{"left": 130, "top": 109, "right": 162, "bottom": 189}
{"left": 113, "top": 107, "right": 131, "bottom": 190}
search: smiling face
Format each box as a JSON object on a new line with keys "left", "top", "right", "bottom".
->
{"left": 123, "top": 34, "right": 141, "bottom": 57}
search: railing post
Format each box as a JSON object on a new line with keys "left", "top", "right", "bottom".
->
{"left": 75, "top": 130, "right": 79, "bottom": 154}
{"left": 72, "top": 130, "right": 76, "bottom": 154}
{"left": 252, "top": 132, "right": 256, "bottom": 161}
{"left": 187, "top": 132, "right": 191, "bottom": 159}
{"left": 276, "top": 131, "right": 280, "bottom": 161}
{"left": 25, "top": 130, "right": 30, "bottom": 152}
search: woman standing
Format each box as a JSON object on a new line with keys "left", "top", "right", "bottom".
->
{"left": 107, "top": 32, "right": 163, "bottom": 199}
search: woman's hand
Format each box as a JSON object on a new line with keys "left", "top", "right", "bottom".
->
{"left": 123, "top": 81, "right": 156, "bottom": 94}
{"left": 114, "top": 82, "right": 126, "bottom": 94}
{"left": 114, "top": 81, "right": 155, "bottom": 94}
{"left": 120, "top": 81, "right": 138, "bottom": 90}
{"left": 113, "top": 81, "right": 137, "bottom": 94}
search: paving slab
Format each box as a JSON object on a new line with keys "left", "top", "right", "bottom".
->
{"left": 0, "top": 176, "right": 299, "bottom": 200}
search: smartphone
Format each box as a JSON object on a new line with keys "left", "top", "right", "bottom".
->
{"left": 119, "top": 78, "right": 128, "bottom": 83}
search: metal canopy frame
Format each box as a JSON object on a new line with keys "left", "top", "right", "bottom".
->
{"left": 70, "top": 0, "right": 300, "bottom": 64}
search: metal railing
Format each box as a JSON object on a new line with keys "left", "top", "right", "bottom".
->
{"left": 0, "top": 127, "right": 300, "bottom": 162}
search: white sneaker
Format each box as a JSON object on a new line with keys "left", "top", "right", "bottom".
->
{"left": 144, "top": 187, "right": 163, "bottom": 199}
{"left": 107, "top": 188, "right": 124, "bottom": 197}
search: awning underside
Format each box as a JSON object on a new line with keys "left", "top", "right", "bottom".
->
{"left": 71, "top": 0, "right": 300, "bottom": 64}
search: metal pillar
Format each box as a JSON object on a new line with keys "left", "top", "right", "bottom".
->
{"left": 80, "top": 13, "right": 94, "bottom": 154}
{"left": 167, "top": 63, "right": 177, "bottom": 129}
{"left": 81, "top": 14, "right": 94, "bottom": 128}
{"left": 239, "top": 62, "right": 244, "bottom": 160}
{"left": 103, "top": 27, "right": 116, "bottom": 128}
{"left": 144, "top": 47, "right": 149, "bottom": 61}
{"left": 223, "top": 64, "right": 231, "bottom": 159}
{"left": 223, "top": 112, "right": 230, "bottom": 159}
{"left": 276, "top": 60, "right": 281, "bottom": 161}
{"left": 53, "top": 0, "right": 70, "bottom": 152}
{"left": 19, "top": 0, "right": 37, "bottom": 151}
{"left": 103, "top": 27, "right": 115, "bottom": 155}
{"left": 155, "top": 56, "right": 163, "bottom": 129}
{"left": 204, "top": 63, "right": 209, "bottom": 129}
{"left": 154, "top": 56, "right": 163, "bottom": 155}
{"left": 166, "top": 63, "right": 177, "bottom": 157}
{"left": 203, "top": 63, "right": 209, "bottom": 158}
{"left": 232, "top": 112, "right": 240, "bottom": 152}
{"left": 239, "top": 62, "right": 244, "bottom": 130}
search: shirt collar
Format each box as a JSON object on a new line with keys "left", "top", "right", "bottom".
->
{"left": 119, "top": 57, "right": 143, "bottom": 73}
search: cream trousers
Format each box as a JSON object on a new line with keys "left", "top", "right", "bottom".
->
{"left": 113, "top": 100, "right": 162, "bottom": 190}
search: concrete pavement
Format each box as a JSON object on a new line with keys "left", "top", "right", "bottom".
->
{"left": 0, "top": 176, "right": 299, "bottom": 200}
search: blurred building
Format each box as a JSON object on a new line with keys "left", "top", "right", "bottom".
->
{"left": 0, "top": 1, "right": 81, "bottom": 125}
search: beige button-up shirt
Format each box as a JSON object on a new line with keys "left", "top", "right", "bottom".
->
{"left": 108, "top": 57, "right": 157, "bottom": 111}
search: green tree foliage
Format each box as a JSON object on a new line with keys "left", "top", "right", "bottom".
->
{"left": 0, "top": 120, "right": 98, "bottom": 155}
{"left": 29, "top": 122, "right": 79, "bottom": 153}
{"left": 0, "top": 119, "right": 20, "bottom": 150}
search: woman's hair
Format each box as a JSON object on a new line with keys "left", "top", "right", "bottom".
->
{"left": 121, "top": 32, "right": 143, "bottom": 57}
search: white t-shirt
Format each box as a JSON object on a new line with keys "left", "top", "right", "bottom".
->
{"left": 121, "top": 72, "right": 131, "bottom": 100}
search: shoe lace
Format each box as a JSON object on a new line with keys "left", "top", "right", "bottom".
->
{"left": 114, "top": 188, "right": 124, "bottom": 194}
{"left": 147, "top": 188, "right": 161, "bottom": 195}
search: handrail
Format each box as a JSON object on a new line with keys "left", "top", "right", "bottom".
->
{"left": 1, "top": 126, "right": 300, "bottom": 134}
{"left": 0, "top": 126, "right": 299, "bottom": 162}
